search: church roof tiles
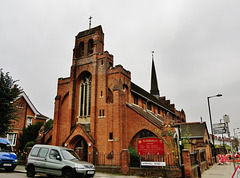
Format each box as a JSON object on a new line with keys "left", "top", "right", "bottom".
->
{"left": 127, "top": 103, "right": 164, "bottom": 128}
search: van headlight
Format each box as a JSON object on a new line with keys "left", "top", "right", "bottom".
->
{"left": 75, "top": 164, "right": 84, "bottom": 169}
{"left": 14, "top": 159, "right": 18, "bottom": 163}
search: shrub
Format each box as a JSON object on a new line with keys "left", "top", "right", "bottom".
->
{"left": 129, "top": 147, "right": 140, "bottom": 167}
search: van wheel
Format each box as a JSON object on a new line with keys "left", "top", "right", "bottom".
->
{"left": 27, "top": 165, "right": 35, "bottom": 177}
{"left": 62, "top": 169, "right": 73, "bottom": 178}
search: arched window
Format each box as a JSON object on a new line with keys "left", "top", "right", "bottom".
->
{"left": 79, "top": 76, "right": 91, "bottom": 117}
{"left": 79, "top": 42, "right": 84, "bottom": 57}
{"left": 76, "top": 42, "right": 84, "bottom": 58}
{"left": 88, "top": 39, "right": 94, "bottom": 55}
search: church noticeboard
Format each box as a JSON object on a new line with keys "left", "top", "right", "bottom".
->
{"left": 137, "top": 138, "right": 164, "bottom": 155}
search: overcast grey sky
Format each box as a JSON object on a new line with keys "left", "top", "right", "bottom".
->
{"left": 1, "top": 0, "right": 240, "bottom": 137}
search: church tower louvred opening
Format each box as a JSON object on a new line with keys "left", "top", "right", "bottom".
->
{"left": 73, "top": 25, "right": 104, "bottom": 59}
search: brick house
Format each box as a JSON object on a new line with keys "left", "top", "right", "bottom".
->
{"left": 8, "top": 91, "right": 49, "bottom": 150}
{"left": 180, "top": 122, "right": 213, "bottom": 164}
{"left": 49, "top": 25, "right": 186, "bottom": 164}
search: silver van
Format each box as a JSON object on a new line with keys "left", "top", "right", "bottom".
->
{"left": 25, "top": 144, "right": 95, "bottom": 178}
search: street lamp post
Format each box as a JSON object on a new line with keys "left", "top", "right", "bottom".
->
{"left": 233, "top": 128, "right": 239, "bottom": 152}
{"left": 230, "top": 136, "right": 236, "bottom": 170}
{"left": 207, "top": 94, "right": 222, "bottom": 163}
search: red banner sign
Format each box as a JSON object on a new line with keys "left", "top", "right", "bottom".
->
{"left": 137, "top": 138, "right": 164, "bottom": 155}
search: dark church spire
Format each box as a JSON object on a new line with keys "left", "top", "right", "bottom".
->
{"left": 150, "top": 51, "right": 160, "bottom": 98}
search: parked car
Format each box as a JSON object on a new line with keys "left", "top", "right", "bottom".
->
{"left": 25, "top": 144, "right": 95, "bottom": 178}
{"left": 0, "top": 138, "right": 18, "bottom": 171}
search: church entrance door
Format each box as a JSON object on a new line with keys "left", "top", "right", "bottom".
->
{"left": 74, "top": 137, "right": 88, "bottom": 161}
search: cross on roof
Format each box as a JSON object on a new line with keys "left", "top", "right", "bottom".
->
{"left": 152, "top": 51, "right": 154, "bottom": 59}
{"left": 89, "top": 16, "right": 92, "bottom": 29}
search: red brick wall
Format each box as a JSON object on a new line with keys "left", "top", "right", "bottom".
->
{"left": 12, "top": 96, "right": 47, "bottom": 149}
{"left": 51, "top": 26, "right": 185, "bottom": 169}
{"left": 52, "top": 78, "right": 71, "bottom": 146}
{"left": 126, "top": 107, "right": 161, "bottom": 148}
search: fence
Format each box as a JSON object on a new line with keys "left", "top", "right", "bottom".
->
{"left": 88, "top": 152, "right": 121, "bottom": 166}
{"left": 142, "top": 153, "right": 179, "bottom": 168}
{"left": 132, "top": 153, "right": 179, "bottom": 168}
{"left": 88, "top": 151, "right": 179, "bottom": 168}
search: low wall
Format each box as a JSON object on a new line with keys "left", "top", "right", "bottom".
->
{"left": 96, "top": 166, "right": 122, "bottom": 174}
{"left": 200, "top": 161, "right": 208, "bottom": 172}
{"left": 191, "top": 164, "right": 199, "bottom": 178}
{"left": 191, "top": 161, "right": 208, "bottom": 178}
{"left": 96, "top": 166, "right": 182, "bottom": 177}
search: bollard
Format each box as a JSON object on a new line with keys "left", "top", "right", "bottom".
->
{"left": 197, "top": 165, "right": 201, "bottom": 177}
{"left": 181, "top": 164, "right": 185, "bottom": 178}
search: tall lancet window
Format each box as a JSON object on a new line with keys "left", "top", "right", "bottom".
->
{"left": 79, "top": 76, "right": 92, "bottom": 117}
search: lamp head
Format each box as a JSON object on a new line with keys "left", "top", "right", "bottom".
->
{"left": 216, "top": 94, "right": 222, "bottom": 97}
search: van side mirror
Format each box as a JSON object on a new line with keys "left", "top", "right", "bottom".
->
{"left": 56, "top": 155, "right": 62, "bottom": 161}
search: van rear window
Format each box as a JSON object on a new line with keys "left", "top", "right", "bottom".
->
{"left": 31, "top": 147, "right": 40, "bottom": 156}
{"left": 39, "top": 148, "right": 49, "bottom": 158}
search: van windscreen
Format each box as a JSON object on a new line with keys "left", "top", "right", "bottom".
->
{"left": 0, "top": 143, "right": 12, "bottom": 152}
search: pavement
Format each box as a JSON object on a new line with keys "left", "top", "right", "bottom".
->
{"left": 201, "top": 162, "right": 240, "bottom": 178}
{"left": 14, "top": 165, "right": 26, "bottom": 174}
{"left": 14, "top": 165, "right": 142, "bottom": 177}
{"left": 15, "top": 163, "right": 239, "bottom": 177}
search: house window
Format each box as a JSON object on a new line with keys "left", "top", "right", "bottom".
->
{"left": 109, "top": 132, "right": 113, "bottom": 141}
{"left": 147, "top": 102, "right": 151, "bottom": 111}
{"left": 99, "top": 109, "right": 105, "bottom": 118}
{"left": 134, "top": 95, "right": 138, "bottom": 105}
{"left": 16, "top": 102, "right": 24, "bottom": 108}
{"left": 79, "top": 76, "right": 91, "bottom": 117}
{"left": 7, "top": 133, "right": 17, "bottom": 146}
{"left": 26, "top": 117, "right": 33, "bottom": 127}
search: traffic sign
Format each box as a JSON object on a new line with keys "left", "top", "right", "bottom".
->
{"left": 214, "top": 129, "right": 226, "bottom": 134}
{"left": 213, "top": 123, "right": 227, "bottom": 134}
{"left": 213, "top": 123, "right": 225, "bottom": 129}
{"left": 232, "top": 165, "right": 240, "bottom": 178}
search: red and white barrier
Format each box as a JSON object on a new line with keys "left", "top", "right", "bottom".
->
{"left": 218, "top": 154, "right": 240, "bottom": 163}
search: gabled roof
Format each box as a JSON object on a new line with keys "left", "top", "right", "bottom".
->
{"left": 127, "top": 103, "right": 163, "bottom": 128}
{"left": 76, "top": 25, "right": 103, "bottom": 38}
{"left": 179, "top": 122, "right": 209, "bottom": 139}
{"left": 64, "top": 124, "right": 95, "bottom": 144}
{"left": 16, "top": 91, "right": 49, "bottom": 120}
{"left": 131, "top": 82, "right": 175, "bottom": 114}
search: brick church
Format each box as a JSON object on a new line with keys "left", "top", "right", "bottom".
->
{"left": 48, "top": 25, "right": 186, "bottom": 163}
